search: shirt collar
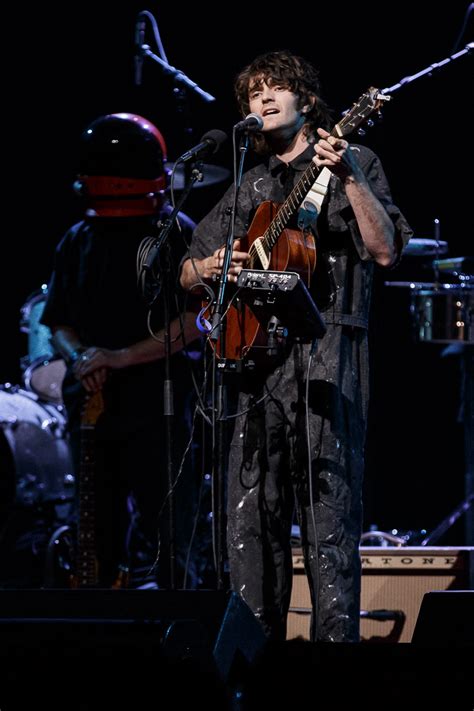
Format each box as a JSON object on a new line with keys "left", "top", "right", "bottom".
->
{"left": 268, "top": 142, "right": 316, "bottom": 175}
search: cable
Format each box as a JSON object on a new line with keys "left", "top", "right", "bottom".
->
{"left": 451, "top": 2, "right": 474, "bottom": 53}
{"left": 146, "top": 393, "right": 201, "bottom": 581}
{"left": 305, "top": 338, "right": 321, "bottom": 641}
{"left": 225, "top": 372, "right": 284, "bottom": 420}
{"left": 137, "top": 10, "right": 169, "bottom": 63}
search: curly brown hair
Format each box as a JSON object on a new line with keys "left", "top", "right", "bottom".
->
{"left": 234, "top": 49, "right": 332, "bottom": 155}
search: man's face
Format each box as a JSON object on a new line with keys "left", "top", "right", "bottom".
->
{"left": 248, "top": 77, "right": 305, "bottom": 137}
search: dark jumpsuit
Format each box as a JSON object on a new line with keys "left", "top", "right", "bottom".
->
{"left": 188, "top": 143, "right": 412, "bottom": 640}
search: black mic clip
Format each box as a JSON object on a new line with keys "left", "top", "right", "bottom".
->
{"left": 266, "top": 315, "right": 288, "bottom": 357}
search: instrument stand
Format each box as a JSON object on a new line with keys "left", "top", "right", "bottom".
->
{"left": 420, "top": 493, "right": 474, "bottom": 547}
{"left": 159, "top": 240, "right": 176, "bottom": 588}
{"left": 456, "top": 345, "right": 474, "bottom": 547}
{"left": 462, "top": 346, "right": 474, "bottom": 546}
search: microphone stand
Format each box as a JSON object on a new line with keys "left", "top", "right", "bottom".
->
{"left": 140, "top": 45, "right": 215, "bottom": 103}
{"left": 209, "top": 131, "right": 250, "bottom": 589}
{"left": 143, "top": 165, "right": 203, "bottom": 589}
{"left": 173, "top": 85, "right": 194, "bottom": 187}
{"left": 341, "top": 43, "right": 473, "bottom": 116}
{"left": 380, "top": 42, "right": 473, "bottom": 95}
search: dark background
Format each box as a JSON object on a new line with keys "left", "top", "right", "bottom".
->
{"left": 2, "top": 2, "right": 473, "bottom": 542}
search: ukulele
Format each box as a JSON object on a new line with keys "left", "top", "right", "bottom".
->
{"left": 208, "top": 87, "right": 389, "bottom": 361}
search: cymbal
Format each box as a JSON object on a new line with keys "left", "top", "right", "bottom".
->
{"left": 165, "top": 162, "right": 230, "bottom": 190}
{"left": 404, "top": 238, "right": 448, "bottom": 257}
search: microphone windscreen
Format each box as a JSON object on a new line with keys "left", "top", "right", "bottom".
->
{"left": 201, "top": 129, "right": 228, "bottom": 154}
{"left": 246, "top": 113, "right": 264, "bottom": 129}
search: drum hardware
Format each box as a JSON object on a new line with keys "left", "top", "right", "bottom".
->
{"left": 365, "top": 496, "right": 474, "bottom": 562}
{"left": 384, "top": 280, "right": 444, "bottom": 290}
{"left": 420, "top": 493, "right": 474, "bottom": 546}
{"left": 402, "top": 237, "right": 449, "bottom": 258}
{"left": 360, "top": 530, "right": 410, "bottom": 546}
{"left": 42, "top": 523, "right": 75, "bottom": 588}
{"left": 165, "top": 161, "right": 230, "bottom": 191}
{"left": 360, "top": 527, "right": 428, "bottom": 546}
{"left": 432, "top": 256, "right": 473, "bottom": 280}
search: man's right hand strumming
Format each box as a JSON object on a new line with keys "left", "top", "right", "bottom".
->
{"left": 180, "top": 238, "right": 249, "bottom": 290}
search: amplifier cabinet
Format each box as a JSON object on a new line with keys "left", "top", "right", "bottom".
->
{"left": 288, "top": 547, "right": 474, "bottom": 642}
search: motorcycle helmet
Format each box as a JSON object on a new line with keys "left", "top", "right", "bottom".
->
{"left": 75, "top": 113, "right": 167, "bottom": 216}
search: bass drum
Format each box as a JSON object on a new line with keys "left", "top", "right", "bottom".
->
{"left": 20, "top": 286, "right": 66, "bottom": 403}
{"left": 0, "top": 385, "right": 75, "bottom": 511}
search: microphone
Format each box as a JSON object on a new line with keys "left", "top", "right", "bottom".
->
{"left": 178, "top": 129, "right": 227, "bottom": 163}
{"left": 234, "top": 113, "right": 264, "bottom": 132}
{"left": 134, "top": 17, "right": 146, "bottom": 86}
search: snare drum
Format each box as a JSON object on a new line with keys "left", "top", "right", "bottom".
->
{"left": 20, "top": 286, "right": 66, "bottom": 403}
{"left": 410, "top": 285, "right": 474, "bottom": 344}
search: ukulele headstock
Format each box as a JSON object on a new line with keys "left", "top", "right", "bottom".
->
{"left": 337, "top": 87, "right": 391, "bottom": 137}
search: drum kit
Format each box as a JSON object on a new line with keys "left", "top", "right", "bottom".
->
{"left": 0, "top": 285, "right": 73, "bottom": 525}
{"left": 0, "top": 237, "right": 472, "bottom": 560}
{"left": 385, "top": 240, "right": 473, "bottom": 345}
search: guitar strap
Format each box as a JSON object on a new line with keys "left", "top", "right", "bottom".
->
{"left": 298, "top": 167, "right": 331, "bottom": 230}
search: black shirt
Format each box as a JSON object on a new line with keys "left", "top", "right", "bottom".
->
{"left": 41, "top": 209, "right": 195, "bottom": 434}
{"left": 189, "top": 143, "right": 412, "bottom": 329}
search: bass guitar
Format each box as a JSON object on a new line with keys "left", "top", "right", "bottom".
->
{"left": 71, "top": 389, "right": 129, "bottom": 588}
{"left": 70, "top": 390, "right": 104, "bottom": 587}
{"left": 45, "top": 390, "right": 129, "bottom": 588}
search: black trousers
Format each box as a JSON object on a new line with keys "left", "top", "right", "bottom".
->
{"left": 227, "top": 328, "right": 367, "bottom": 642}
